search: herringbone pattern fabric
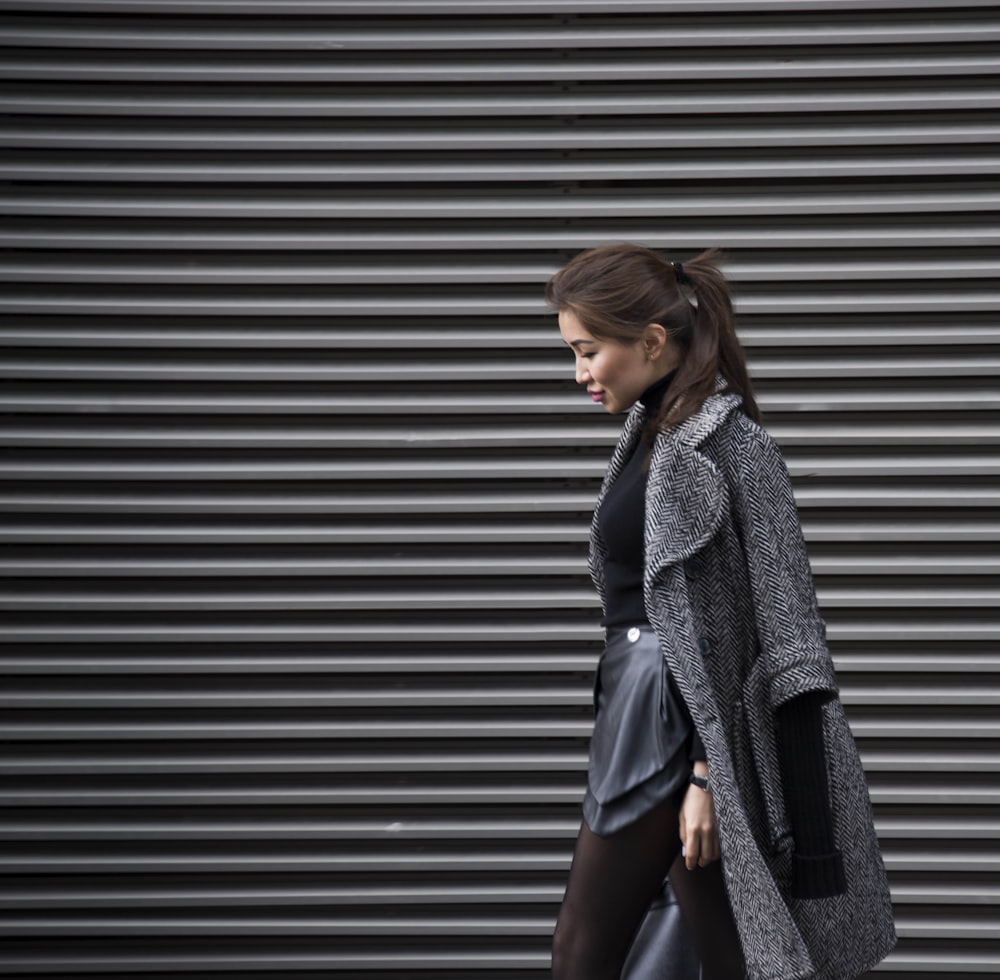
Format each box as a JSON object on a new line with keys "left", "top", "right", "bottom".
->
{"left": 589, "top": 389, "right": 896, "bottom": 980}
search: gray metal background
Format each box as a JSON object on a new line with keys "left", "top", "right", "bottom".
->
{"left": 1, "top": 1, "right": 998, "bottom": 976}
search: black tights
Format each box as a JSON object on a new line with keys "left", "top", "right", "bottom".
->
{"left": 551, "top": 797, "right": 745, "bottom": 980}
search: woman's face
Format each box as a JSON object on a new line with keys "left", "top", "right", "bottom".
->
{"left": 558, "top": 308, "right": 660, "bottom": 414}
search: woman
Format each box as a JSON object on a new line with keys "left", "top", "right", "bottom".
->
{"left": 546, "top": 245, "right": 896, "bottom": 980}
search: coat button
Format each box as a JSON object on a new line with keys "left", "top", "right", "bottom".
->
{"left": 627, "top": 627, "right": 641, "bottom": 643}
{"left": 698, "top": 638, "right": 711, "bottom": 656}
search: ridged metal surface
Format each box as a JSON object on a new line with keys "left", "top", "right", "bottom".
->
{"left": 0, "top": 1, "right": 998, "bottom": 976}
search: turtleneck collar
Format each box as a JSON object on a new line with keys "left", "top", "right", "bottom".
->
{"left": 639, "top": 369, "right": 677, "bottom": 413}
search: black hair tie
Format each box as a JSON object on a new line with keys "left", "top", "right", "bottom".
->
{"left": 674, "top": 260, "right": 689, "bottom": 285}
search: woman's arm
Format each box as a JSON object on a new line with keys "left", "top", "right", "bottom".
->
{"left": 679, "top": 760, "right": 719, "bottom": 870}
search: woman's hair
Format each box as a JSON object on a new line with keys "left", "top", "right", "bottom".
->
{"left": 544, "top": 243, "right": 761, "bottom": 431}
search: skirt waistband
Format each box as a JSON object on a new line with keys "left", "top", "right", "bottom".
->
{"left": 604, "top": 623, "right": 655, "bottom": 646}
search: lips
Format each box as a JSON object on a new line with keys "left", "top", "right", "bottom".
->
{"left": 589, "top": 390, "right": 605, "bottom": 403}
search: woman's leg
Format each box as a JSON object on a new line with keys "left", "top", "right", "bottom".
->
{"left": 552, "top": 796, "right": 746, "bottom": 980}
{"left": 669, "top": 854, "right": 746, "bottom": 979}
{"left": 552, "top": 797, "right": 682, "bottom": 980}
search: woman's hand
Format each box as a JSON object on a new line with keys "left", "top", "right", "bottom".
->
{"left": 679, "top": 764, "right": 720, "bottom": 870}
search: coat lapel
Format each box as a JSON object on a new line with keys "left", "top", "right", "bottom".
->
{"left": 643, "top": 392, "right": 740, "bottom": 575}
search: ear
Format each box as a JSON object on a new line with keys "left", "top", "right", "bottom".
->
{"left": 642, "top": 322, "right": 669, "bottom": 360}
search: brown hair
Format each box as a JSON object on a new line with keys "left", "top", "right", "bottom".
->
{"left": 544, "top": 243, "right": 761, "bottom": 431}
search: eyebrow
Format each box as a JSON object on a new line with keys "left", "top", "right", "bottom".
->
{"left": 567, "top": 339, "right": 595, "bottom": 349}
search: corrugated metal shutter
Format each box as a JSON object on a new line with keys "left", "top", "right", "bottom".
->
{"left": 1, "top": 1, "right": 997, "bottom": 976}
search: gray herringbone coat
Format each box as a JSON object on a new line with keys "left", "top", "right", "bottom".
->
{"left": 589, "top": 389, "right": 896, "bottom": 980}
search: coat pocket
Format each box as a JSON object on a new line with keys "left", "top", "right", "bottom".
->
{"left": 735, "top": 657, "right": 792, "bottom": 855}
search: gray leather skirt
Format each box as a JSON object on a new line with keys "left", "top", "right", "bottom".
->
{"left": 583, "top": 624, "right": 693, "bottom": 837}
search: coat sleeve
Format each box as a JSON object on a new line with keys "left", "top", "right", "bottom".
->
{"left": 725, "top": 417, "right": 845, "bottom": 897}
{"left": 725, "top": 417, "right": 838, "bottom": 707}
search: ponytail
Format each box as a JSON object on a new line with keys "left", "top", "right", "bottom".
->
{"left": 656, "top": 247, "right": 762, "bottom": 431}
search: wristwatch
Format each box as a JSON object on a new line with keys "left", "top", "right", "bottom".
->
{"left": 689, "top": 771, "right": 711, "bottom": 793}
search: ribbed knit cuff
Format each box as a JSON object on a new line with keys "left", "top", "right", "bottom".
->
{"left": 775, "top": 692, "right": 836, "bottom": 857}
{"left": 791, "top": 850, "right": 847, "bottom": 899}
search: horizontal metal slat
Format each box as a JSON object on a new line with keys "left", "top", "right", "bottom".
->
{"left": 6, "top": 120, "right": 1000, "bottom": 151}
{"left": 0, "top": 458, "right": 611, "bottom": 480}
{"left": 2, "top": 488, "right": 999, "bottom": 515}
{"left": 4, "top": 153, "right": 1000, "bottom": 184}
{"left": 2, "top": 519, "right": 998, "bottom": 545}
{"left": 0, "top": 882, "right": 565, "bottom": 909}
{"left": 4, "top": 353, "right": 999, "bottom": 378}
{"left": 5, "top": 86, "right": 1000, "bottom": 117}
{"left": 3, "top": 422, "right": 998, "bottom": 449}
{"left": 3, "top": 587, "right": 998, "bottom": 613}
{"left": 3, "top": 292, "right": 1000, "bottom": 318}
{"left": 0, "top": 818, "right": 586, "bottom": 841}
{"left": 3, "top": 816, "right": 1000, "bottom": 843}
{"left": 0, "top": 628, "right": 1000, "bottom": 652}
{"left": 0, "top": 913, "right": 557, "bottom": 938}
{"left": 3, "top": 622, "right": 1000, "bottom": 648}
{"left": 5, "top": 187, "right": 997, "bottom": 216}
{"left": 0, "top": 849, "right": 574, "bottom": 874}
{"left": 4, "top": 323, "right": 1000, "bottom": 349}
{"left": 0, "top": 716, "right": 987, "bottom": 742}
{"left": 4, "top": 222, "right": 1000, "bottom": 250}
{"left": 1, "top": 556, "right": 996, "bottom": 582}
{"left": 0, "top": 490, "right": 599, "bottom": 514}
{"left": 6, "top": 19, "right": 999, "bottom": 50}
{"left": 2, "top": 389, "right": 996, "bottom": 415}
{"left": 0, "top": 949, "right": 559, "bottom": 974}
{"left": 0, "top": 651, "right": 997, "bottom": 676}
{"left": 1, "top": 847, "right": 998, "bottom": 877}
{"left": 1, "top": 881, "right": 992, "bottom": 911}
{"left": 1, "top": 753, "right": 997, "bottom": 782}
{"left": 865, "top": 758, "right": 1000, "bottom": 776}
{"left": 4, "top": 0, "right": 998, "bottom": 13}
{"left": 833, "top": 654, "right": 1000, "bottom": 674}
{"left": 0, "top": 587, "right": 603, "bottom": 611}
{"left": 4, "top": 52, "right": 1000, "bottom": 83}
{"left": 0, "top": 522, "right": 599, "bottom": 544}
{"left": 0, "top": 719, "right": 597, "bottom": 741}
{"left": 0, "top": 424, "right": 620, "bottom": 450}
{"left": 0, "top": 650, "right": 605, "bottom": 673}
{"left": 4, "top": 256, "right": 1000, "bottom": 284}
{"left": 0, "top": 759, "right": 592, "bottom": 780}
{"left": 0, "top": 557, "right": 595, "bottom": 578}
{"left": 0, "top": 789, "right": 993, "bottom": 814}
{"left": 2, "top": 455, "right": 998, "bottom": 480}
{"left": 0, "top": 679, "right": 596, "bottom": 706}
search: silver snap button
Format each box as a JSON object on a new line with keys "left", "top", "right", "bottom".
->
{"left": 627, "top": 627, "right": 641, "bottom": 643}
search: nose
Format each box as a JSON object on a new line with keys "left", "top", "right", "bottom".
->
{"left": 575, "top": 359, "right": 591, "bottom": 386}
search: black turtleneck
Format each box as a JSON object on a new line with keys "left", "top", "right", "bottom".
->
{"left": 596, "top": 372, "right": 675, "bottom": 630}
